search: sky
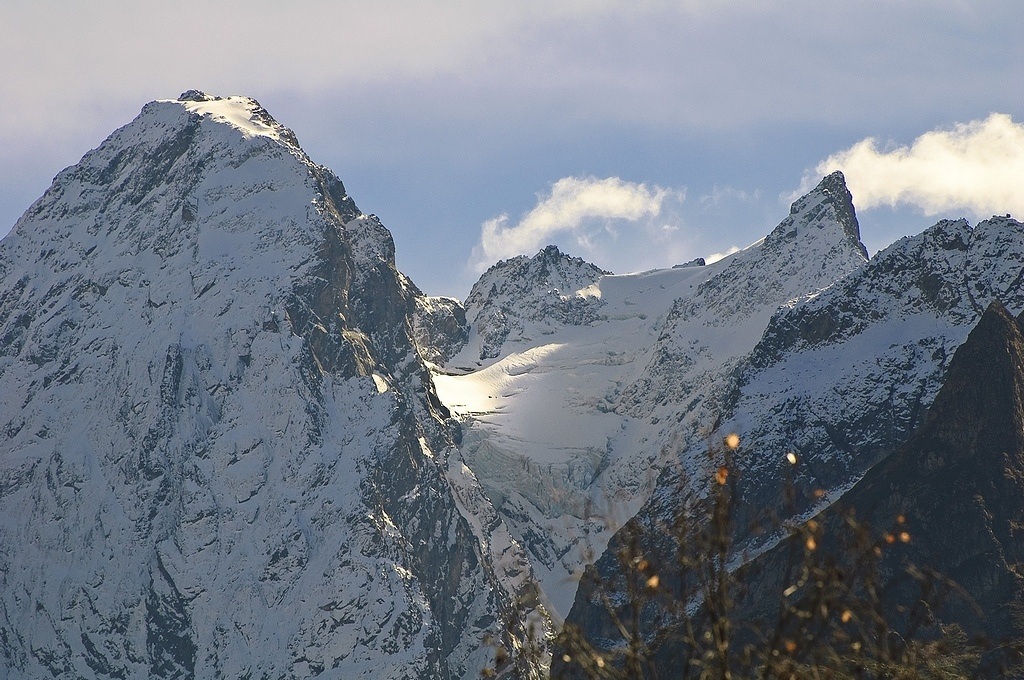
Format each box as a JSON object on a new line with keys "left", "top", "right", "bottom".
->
{"left": 1, "top": 1, "right": 1022, "bottom": 298}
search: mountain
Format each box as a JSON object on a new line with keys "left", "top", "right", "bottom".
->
{"left": 729, "top": 300, "right": 1024, "bottom": 672}
{"left": 0, "top": 92, "right": 523, "bottom": 679}
{"left": 5, "top": 89, "right": 1023, "bottom": 679}
{"left": 726, "top": 213, "right": 1024, "bottom": 521}
{"left": 557, "top": 302, "right": 1024, "bottom": 677}
{"left": 455, "top": 245, "right": 611, "bottom": 363}
{"left": 429, "top": 172, "right": 871, "bottom": 617}
{"left": 413, "top": 296, "right": 468, "bottom": 366}
{"left": 602, "top": 213, "right": 1024, "bottom": 565}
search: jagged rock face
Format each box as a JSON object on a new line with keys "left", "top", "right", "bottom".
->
{"left": 838, "top": 301, "right": 1024, "bottom": 642}
{"left": 460, "top": 245, "right": 610, "bottom": 362}
{"left": 726, "top": 302, "right": 1024, "bottom": 672}
{"left": 678, "top": 170, "right": 866, "bottom": 326}
{"left": 0, "top": 93, "right": 511, "bottom": 679}
{"left": 412, "top": 296, "right": 469, "bottom": 366}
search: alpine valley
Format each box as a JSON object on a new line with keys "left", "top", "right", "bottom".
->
{"left": 2, "top": 93, "right": 1022, "bottom": 679}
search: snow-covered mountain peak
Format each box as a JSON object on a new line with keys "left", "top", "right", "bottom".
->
{"left": 2, "top": 90, "right": 391, "bottom": 331}
{"left": 455, "top": 245, "right": 612, "bottom": 362}
{"left": 651, "top": 172, "right": 870, "bottom": 349}
{"left": 466, "top": 244, "right": 611, "bottom": 310}
{"left": 0, "top": 94, "right": 519, "bottom": 679}
{"left": 2, "top": 90, "right": 388, "bottom": 378}
{"left": 167, "top": 89, "right": 302, "bottom": 150}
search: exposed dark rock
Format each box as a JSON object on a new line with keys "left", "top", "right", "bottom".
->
{"left": 413, "top": 296, "right": 469, "bottom": 365}
{"left": 825, "top": 300, "right": 1024, "bottom": 642}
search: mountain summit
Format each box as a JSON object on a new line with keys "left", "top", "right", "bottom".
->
{"left": 459, "top": 245, "right": 611, "bottom": 361}
{"left": 770, "top": 170, "right": 866, "bottom": 259}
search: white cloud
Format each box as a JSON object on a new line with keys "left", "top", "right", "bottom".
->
{"left": 705, "top": 246, "right": 742, "bottom": 264}
{"left": 470, "top": 176, "right": 675, "bottom": 272}
{"left": 812, "top": 113, "right": 1024, "bottom": 218}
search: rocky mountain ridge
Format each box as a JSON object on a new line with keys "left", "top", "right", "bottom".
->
{"left": 827, "top": 300, "right": 1024, "bottom": 646}
{"left": 427, "top": 172, "right": 873, "bottom": 618}
{"left": 727, "top": 212, "right": 1024, "bottom": 515}
{"left": 457, "top": 245, "right": 611, "bottom": 363}
{"left": 741, "top": 299, "right": 1024, "bottom": 671}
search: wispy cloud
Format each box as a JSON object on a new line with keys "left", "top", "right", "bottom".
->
{"left": 706, "top": 246, "right": 742, "bottom": 264}
{"left": 699, "top": 186, "right": 762, "bottom": 210}
{"left": 810, "top": 113, "right": 1024, "bottom": 218}
{"left": 470, "top": 176, "right": 677, "bottom": 272}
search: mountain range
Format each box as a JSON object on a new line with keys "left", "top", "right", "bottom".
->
{"left": 1, "top": 92, "right": 1022, "bottom": 678}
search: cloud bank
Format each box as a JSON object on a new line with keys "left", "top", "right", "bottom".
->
{"left": 814, "top": 113, "right": 1024, "bottom": 218}
{"left": 471, "top": 176, "right": 675, "bottom": 272}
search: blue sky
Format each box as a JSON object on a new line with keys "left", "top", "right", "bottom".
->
{"left": 2, "top": 1, "right": 1022, "bottom": 297}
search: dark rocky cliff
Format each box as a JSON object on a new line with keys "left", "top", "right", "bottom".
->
{"left": 824, "top": 300, "right": 1024, "bottom": 642}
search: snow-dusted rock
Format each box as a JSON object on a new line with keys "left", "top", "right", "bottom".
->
{"left": 729, "top": 213, "right": 1024, "bottom": 515}
{"left": 457, "top": 245, "right": 610, "bottom": 363}
{"left": 0, "top": 92, "right": 524, "bottom": 679}
{"left": 413, "top": 296, "right": 469, "bottom": 367}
